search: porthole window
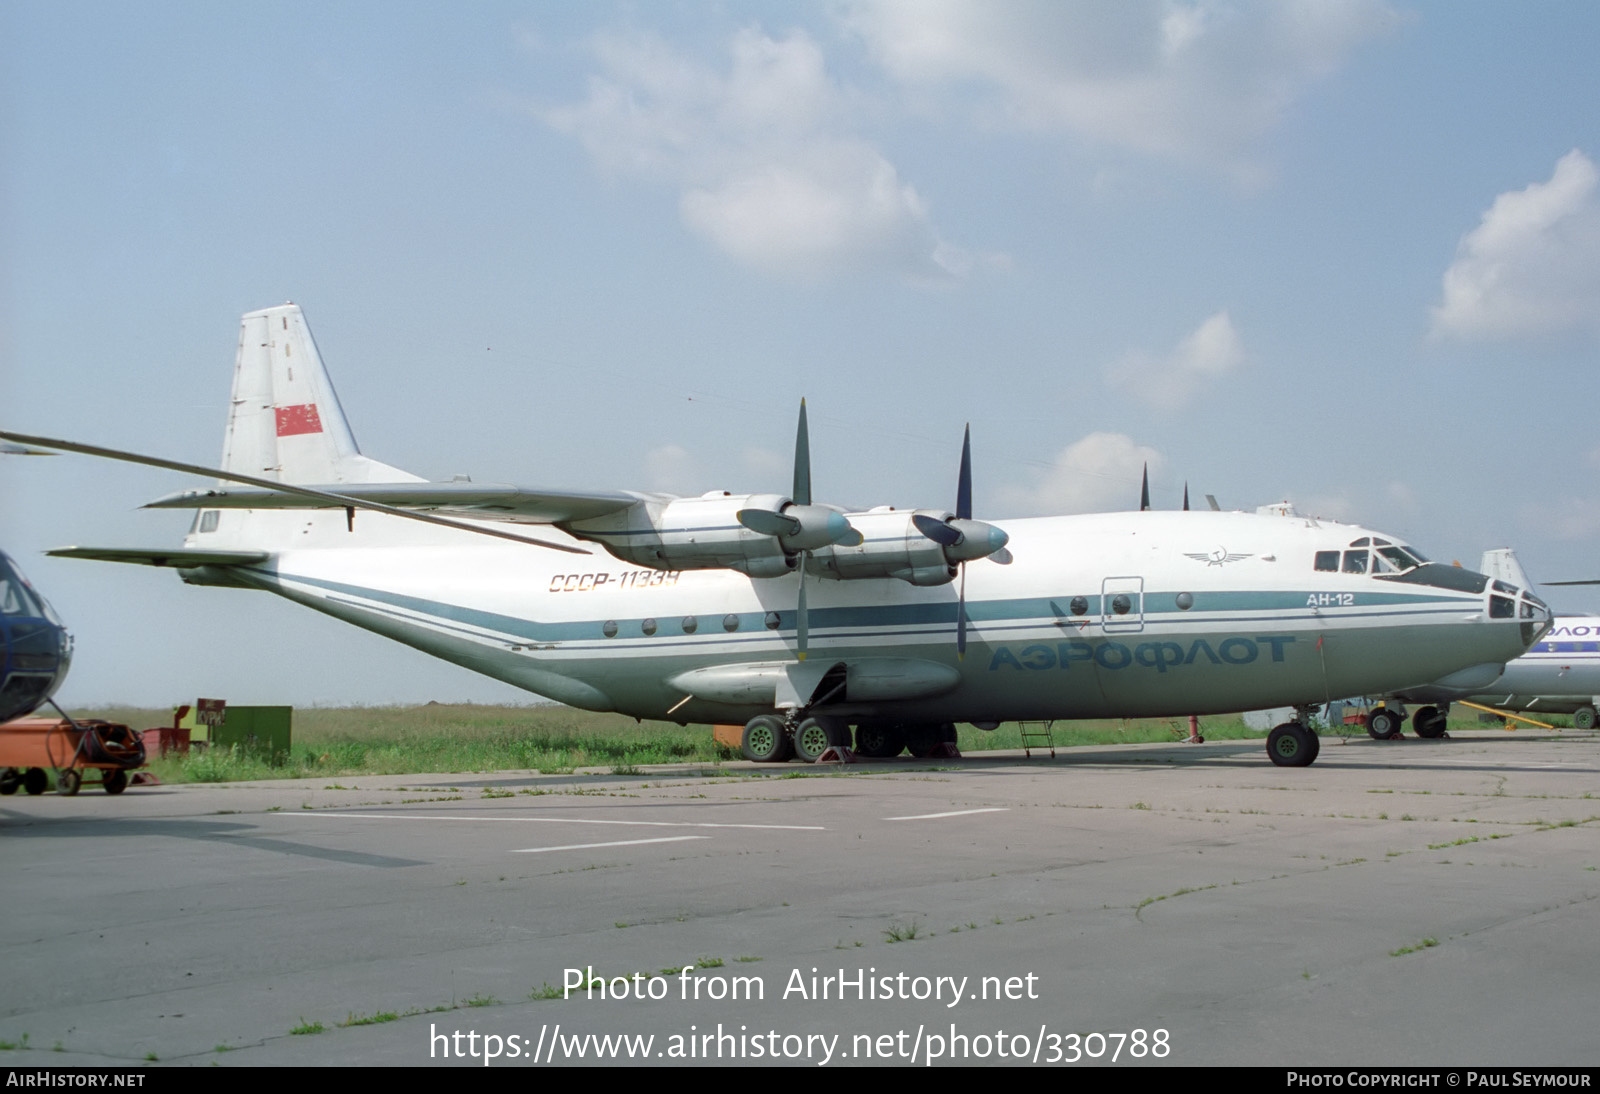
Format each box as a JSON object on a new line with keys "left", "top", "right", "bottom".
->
{"left": 199, "top": 510, "right": 220, "bottom": 534}
{"left": 1069, "top": 596, "right": 1088, "bottom": 616}
{"left": 764, "top": 611, "right": 781, "bottom": 630}
{"left": 1175, "top": 592, "right": 1193, "bottom": 610}
{"left": 641, "top": 618, "right": 658, "bottom": 636}
{"left": 602, "top": 620, "right": 618, "bottom": 638}
{"left": 1112, "top": 594, "right": 1131, "bottom": 615}
{"left": 682, "top": 615, "right": 698, "bottom": 634}
{"left": 723, "top": 614, "right": 740, "bottom": 632}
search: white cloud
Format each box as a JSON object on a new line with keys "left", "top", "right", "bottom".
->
{"left": 997, "top": 432, "right": 1162, "bottom": 516}
{"left": 643, "top": 443, "right": 700, "bottom": 494}
{"left": 1105, "top": 310, "right": 1244, "bottom": 410}
{"left": 1431, "top": 150, "right": 1600, "bottom": 341}
{"left": 542, "top": 28, "right": 962, "bottom": 281}
{"left": 841, "top": 0, "right": 1400, "bottom": 180}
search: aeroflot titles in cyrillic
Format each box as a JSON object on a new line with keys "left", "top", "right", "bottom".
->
{"left": 989, "top": 635, "right": 1295, "bottom": 673}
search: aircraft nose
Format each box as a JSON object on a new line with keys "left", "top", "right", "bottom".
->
{"left": 1519, "top": 591, "right": 1553, "bottom": 650}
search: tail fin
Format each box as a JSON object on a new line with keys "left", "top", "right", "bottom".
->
{"left": 1479, "top": 548, "right": 1533, "bottom": 590}
{"left": 222, "top": 304, "right": 419, "bottom": 485}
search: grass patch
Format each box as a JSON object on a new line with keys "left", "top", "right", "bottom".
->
{"left": 1389, "top": 938, "right": 1439, "bottom": 957}
{"left": 339, "top": 1011, "right": 399, "bottom": 1027}
{"left": 290, "top": 1019, "right": 325, "bottom": 1035}
{"left": 67, "top": 704, "right": 739, "bottom": 784}
{"left": 530, "top": 983, "right": 564, "bottom": 1001}
{"left": 884, "top": 920, "right": 922, "bottom": 943}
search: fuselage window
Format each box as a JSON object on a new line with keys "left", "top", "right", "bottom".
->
{"left": 723, "top": 614, "right": 740, "bottom": 632}
{"left": 602, "top": 620, "right": 618, "bottom": 638}
{"left": 641, "top": 618, "right": 658, "bottom": 636}
{"left": 1175, "top": 592, "right": 1194, "bottom": 610}
{"left": 199, "top": 510, "right": 220, "bottom": 534}
{"left": 1111, "top": 594, "right": 1132, "bottom": 615}
{"left": 1069, "top": 596, "right": 1088, "bottom": 616}
{"left": 1314, "top": 551, "right": 1339, "bottom": 572}
{"left": 681, "top": 616, "right": 698, "bottom": 634}
{"left": 764, "top": 612, "right": 781, "bottom": 630}
{"left": 1342, "top": 550, "right": 1368, "bottom": 574}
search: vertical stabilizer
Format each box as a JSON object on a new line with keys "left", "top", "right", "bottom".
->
{"left": 1479, "top": 548, "right": 1533, "bottom": 590}
{"left": 221, "top": 304, "right": 418, "bottom": 485}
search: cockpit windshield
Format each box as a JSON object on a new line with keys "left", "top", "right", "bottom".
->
{"left": 1313, "top": 540, "right": 1425, "bottom": 576}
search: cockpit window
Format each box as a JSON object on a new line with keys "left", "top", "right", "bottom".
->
{"left": 1342, "top": 550, "right": 1368, "bottom": 574}
{"left": 0, "top": 557, "right": 44, "bottom": 618}
{"left": 1350, "top": 537, "right": 1371, "bottom": 547}
{"left": 1375, "top": 547, "right": 1419, "bottom": 574}
{"left": 1314, "top": 551, "right": 1339, "bottom": 572}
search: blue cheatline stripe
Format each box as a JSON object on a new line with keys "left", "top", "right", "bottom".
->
{"left": 256, "top": 567, "right": 1471, "bottom": 647}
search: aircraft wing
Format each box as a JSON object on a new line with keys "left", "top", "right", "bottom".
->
{"left": 142, "top": 483, "right": 642, "bottom": 525}
{"left": 46, "top": 547, "right": 270, "bottom": 567}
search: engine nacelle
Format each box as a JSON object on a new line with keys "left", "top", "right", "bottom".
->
{"left": 569, "top": 492, "right": 797, "bottom": 578}
{"left": 805, "top": 509, "right": 959, "bottom": 586}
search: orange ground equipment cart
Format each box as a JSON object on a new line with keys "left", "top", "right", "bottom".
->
{"left": 0, "top": 716, "right": 147, "bottom": 795}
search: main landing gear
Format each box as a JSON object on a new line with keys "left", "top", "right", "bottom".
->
{"left": 1266, "top": 706, "right": 1323, "bottom": 767}
{"left": 1365, "top": 702, "right": 1450, "bottom": 740}
{"left": 739, "top": 715, "right": 959, "bottom": 763}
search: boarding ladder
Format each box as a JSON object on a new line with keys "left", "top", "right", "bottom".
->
{"left": 1017, "top": 721, "right": 1056, "bottom": 758}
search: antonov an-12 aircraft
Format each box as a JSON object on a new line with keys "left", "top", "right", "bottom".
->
{"left": 2, "top": 304, "right": 1552, "bottom": 767}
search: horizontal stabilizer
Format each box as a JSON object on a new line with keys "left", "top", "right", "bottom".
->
{"left": 47, "top": 547, "right": 270, "bottom": 568}
{"left": 143, "top": 482, "right": 640, "bottom": 525}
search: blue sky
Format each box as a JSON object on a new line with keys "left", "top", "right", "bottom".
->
{"left": 4, "top": 2, "right": 1599, "bottom": 706}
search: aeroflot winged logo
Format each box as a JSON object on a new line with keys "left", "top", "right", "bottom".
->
{"left": 1183, "top": 546, "right": 1253, "bottom": 566}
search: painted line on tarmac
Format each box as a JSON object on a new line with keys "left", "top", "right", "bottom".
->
{"left": 283, "top": 812, "right": 826, "bottom": 831}
{"left": 883, "top": 807, "right": 1009, "bottom": 821}
{"left": 511, "top": 836, "right": 711, "bottom": 854}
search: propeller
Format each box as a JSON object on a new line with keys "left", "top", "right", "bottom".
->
{"left": 1183, "top": 482, "right": 1190, "bottom": 512}
{"left": 1140, "top": 463, "right": 1151, "bottom": 511}
{"left": 910, "top": 425, "right": 1011, "bottom": 657}
{"left": 734, "top": 400, "right": 860, "bottom": 660}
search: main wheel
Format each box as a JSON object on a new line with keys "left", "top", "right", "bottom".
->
{"left": 22, "top": 768, "right": 47, "bottom": 796}
{"left": 906, "top": 722, "right": 958, "bottom": 758}
{"left": 793, "top": 716, "right": 849, "bottom": 763}
{"left": 0, "top": 769, "right": 18, "bottom": 796}
{"left": 1413, "top": 706, "right": 1448, "bottom": 739}
{"left": 1575, "top": 705, "right": 1597, "bottom": 730}
{"left": 57, "top": 769, "right": 82, "bottom": 796}
{"left": 740, "top": 715, "right": 792, "bottom": 763}
{"left": 1267, "top": 722, "right": 1317, "bottom": 767}
{"left": 854, "top": 723, "right": 905, "bottom": 758}
{"left": 1367, "top": 708, "right": 1402, "bottom": 740}
{"left": 104, "top": 769, "right": 129, "bottom": 795}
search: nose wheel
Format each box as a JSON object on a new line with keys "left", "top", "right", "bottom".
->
{"left": 1266, "top": 721, "right": 1320, "bottom": 767}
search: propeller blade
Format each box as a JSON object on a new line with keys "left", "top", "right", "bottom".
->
{"left": 1206, "top": 494, "right": 1221, "bottom": 511}
{"left": 1183, "top": 482, "right": 1190, "bottom": 512}
{"left": 793, "top": 399, "right": 811, "bottom": 507}
{"left": 989, "top": 546, "right": 1013, "bottom": 565}
{"left": 957, "top": 425, "right": 972, "bottom": 521}
{"left": 796, "top": 566, "right": 808, "bottom": 661}
{"left": 1140, "top": 463, "right": 1150, "bottom": 511}
{"left": 737, "top": 509, "right": 800, "bottom": 538}
{"left": 912, "top": 512, "right": 963, "bottom": 547}
{"left": 956, "top": 563, "right": 968, "bottom": 658}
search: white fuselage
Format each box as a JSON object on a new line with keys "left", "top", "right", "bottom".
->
{"left": 184, "top": 506, "right": 1543, "bottom": 725}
